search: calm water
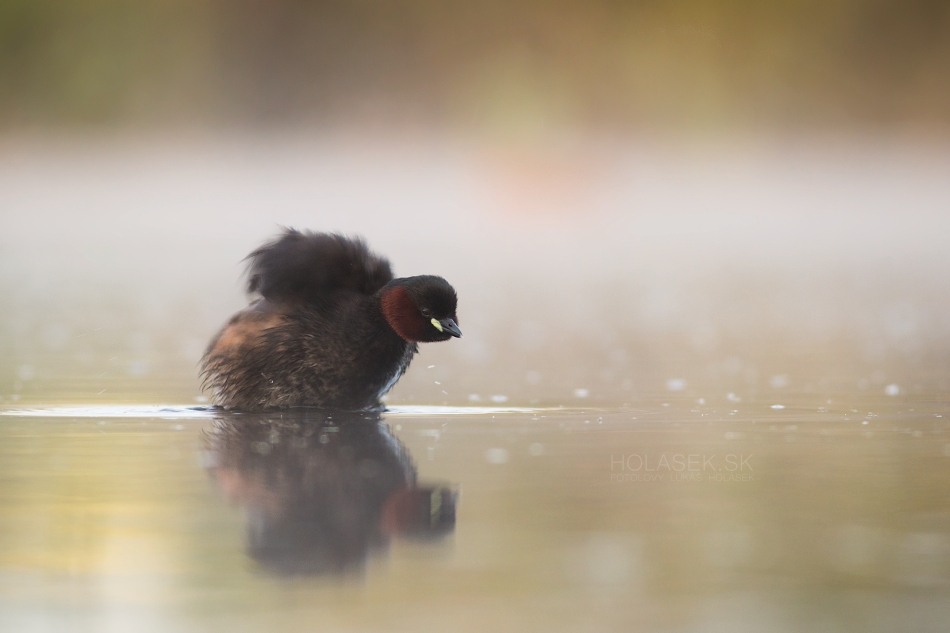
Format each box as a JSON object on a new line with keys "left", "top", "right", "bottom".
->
{"left": 1, "top": 397, "right": 949, "bottom": 632}
{"left": 2, "top": 136, "right": 950, "bottom": 631}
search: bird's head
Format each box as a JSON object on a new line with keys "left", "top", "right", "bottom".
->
{"left": 379, "top": 276, "right": 461, "bottom": 343}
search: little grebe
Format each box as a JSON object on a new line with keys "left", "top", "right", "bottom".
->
{"left": 201, "top": 229, "right": 460, "bottom": 410}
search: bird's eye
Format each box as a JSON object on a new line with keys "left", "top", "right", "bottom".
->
{"left": 421, "top": 308, "right": 432, "bottom": 318}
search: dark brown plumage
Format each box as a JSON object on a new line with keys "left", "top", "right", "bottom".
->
{"left": 200, "top": 229, "right": 460, "bottom": 410}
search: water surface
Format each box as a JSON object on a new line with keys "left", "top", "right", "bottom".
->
{"left": 1, "top": 395, "right": 948, "bottom": 632}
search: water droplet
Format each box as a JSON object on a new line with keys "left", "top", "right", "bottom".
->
{"left": 769, "top": 374, "right": 789, "bottom": 388}
{"left": 885, "top": 384, "right": 900, "bottom": 396}
{"left": 574, "top": 388, "right": 590, "bottom": 398}
{"left": 666, "top": 378, "right": 686, "bottom": 392}
{"left": 485, "top": 447, "right": 509, "bottom": 464}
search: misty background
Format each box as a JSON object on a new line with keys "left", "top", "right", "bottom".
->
{"left": 1, "top": 0, "right": 949, "bottom": 407}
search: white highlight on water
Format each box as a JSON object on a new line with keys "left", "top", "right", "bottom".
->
{"left": 485, "top": 447, "right": 509, "bottom": 464}
{"left": 666, "top": 379, "right": 686, "bottom": 392}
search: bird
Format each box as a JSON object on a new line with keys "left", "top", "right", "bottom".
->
{"left": 200, "top": 229, "right": 461, "bottom": 410}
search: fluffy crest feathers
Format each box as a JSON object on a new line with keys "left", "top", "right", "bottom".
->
{"left": 246, "top": 229, "right": 394, "bottom": 300}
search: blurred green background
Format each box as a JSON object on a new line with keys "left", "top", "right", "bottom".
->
{"left": 1, "top": 0, "right": 948, "bottom": 132}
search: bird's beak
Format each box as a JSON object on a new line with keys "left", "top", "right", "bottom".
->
{"left": 432, "top": 317, "right": 462, "bottom": 338}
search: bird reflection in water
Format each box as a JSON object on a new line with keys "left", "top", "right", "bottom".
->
{"left": 204, "top": 409, "right": 456, "bottom": 576}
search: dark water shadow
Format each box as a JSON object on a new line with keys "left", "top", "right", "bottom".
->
{"left": 204, "top": 408, "right": 456, "bottom": 576}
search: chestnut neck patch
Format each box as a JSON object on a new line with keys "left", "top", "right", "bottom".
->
{"left": 380, "top": 285, "right": 426, "bottom": 342}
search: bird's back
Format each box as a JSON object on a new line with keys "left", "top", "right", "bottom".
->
{"left": 201, "top": 230, "right": 409, "bottom": 410}
{"left": 246, "top": 229, "right": 394, "bottom": 302}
